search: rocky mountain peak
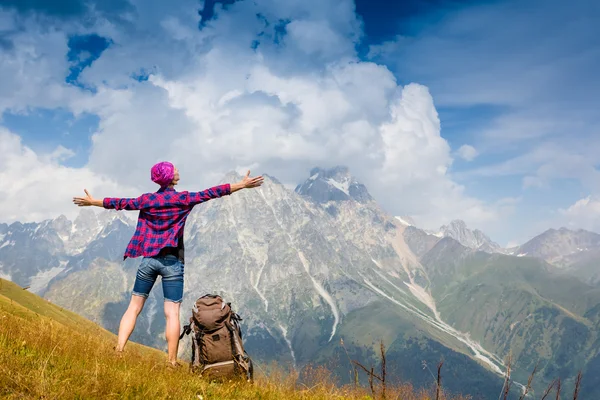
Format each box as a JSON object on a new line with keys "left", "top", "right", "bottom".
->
{"left": 445, "top": 220, "right": 467, "bottom": 230}
{"left": 219, "top": 170, "right": 244, "bottom": 184}
{"left": 295, "top": 166, "right": 373, "bottom": 204}
{"left": 218, "top": 171, "right": 282, "bottom": 188}
{"left": 0, "top": 224, "right": 7, "bottom": 243}
{"left": 438, "top": 220, "right": 500, "bottom": 252}
{"left": 310, "top": 166, "right": 350, "bottom": 180}
{"left": 517, "top": 227, "right": 600, "bottom": 261}
{"left": 73, "top": 209, "right": 98, "bottom": 226}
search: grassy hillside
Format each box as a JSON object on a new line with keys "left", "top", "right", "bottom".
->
{"left": 0, "top": 278, "right": 468, "bottom": 400}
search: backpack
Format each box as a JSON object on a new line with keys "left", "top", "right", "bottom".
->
{"left": 179, "top": 294, "right": 253, "bottom": 382}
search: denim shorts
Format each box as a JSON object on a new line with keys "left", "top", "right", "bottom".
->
{"left": 132, "top": 255, "right": 184, "bottom": 303}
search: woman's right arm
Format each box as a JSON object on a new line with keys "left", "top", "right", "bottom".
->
{"left": 187, "top": 171, "right": 264, "bottom": 206}
{"left": 230, "top": 170, "right": 264, "bottom": 193}
{"left": 73, "top": 189, "right": 145, "bottom": 210}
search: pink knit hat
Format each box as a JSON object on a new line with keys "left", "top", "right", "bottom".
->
{"left": 151, "top": 161, "right": 175, "bottom": 187}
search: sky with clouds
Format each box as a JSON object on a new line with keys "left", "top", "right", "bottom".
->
{"left": 0, "top": 0, "right": 598, "bottom": 246}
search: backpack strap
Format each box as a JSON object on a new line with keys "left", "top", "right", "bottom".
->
{"left": 179, "top": 323, "right": 192, "bottom": 341}
{"left": 231, "top": 312, "right": 243, "bottom": 321}
{"left": 224, "top": 321, "right": 243, "bottom": 357}
{"left": 203, "top": 294, "right": 219, "bottom": 298}
{"left": 231, "top": 314, "right": 243, "bottom": 339}
{"left": 191, "top": 330, "right": 204, "bottom": 369}
{"left": 225, "top": 319, "right": 252, "bottom": 380}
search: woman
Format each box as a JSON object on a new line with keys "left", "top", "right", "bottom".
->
{"left": 73, "top": 162, "right": 263, "bottom": 366}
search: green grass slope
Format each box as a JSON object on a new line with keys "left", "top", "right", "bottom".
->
{"left": 1, "top": 278, "right": 467, "bottom": 400}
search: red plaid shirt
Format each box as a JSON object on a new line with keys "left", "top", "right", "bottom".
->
{"left": 103, "top": 184, "right": 231, "bottom": 260}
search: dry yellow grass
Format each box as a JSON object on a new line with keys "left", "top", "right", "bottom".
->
{"left": 0, "top": 279, "right": 467, "bottom": 399}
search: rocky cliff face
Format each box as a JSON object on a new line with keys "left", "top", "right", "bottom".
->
{"left": 517, "top": 227, "right": 600, "bottom": 261}
{"left": 438, "top": 220, "right": 501, "bottom": 253}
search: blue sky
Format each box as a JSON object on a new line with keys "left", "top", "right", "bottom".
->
{"left": 0, "top": 0, "right": 598, "bottom": 245}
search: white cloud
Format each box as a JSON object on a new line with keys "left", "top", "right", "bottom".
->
{"left": 368, "top": 0, "right": 600, "bottom": 222}
{"left": 459, "top": 142, "right": 600, "bottom": 194}
{"left": 286, "top": 19, "right": 353, "bottom": 58}
{"left": 0, "top": 11, "right": 89, "bottom": 114}
{"left": 0, "top": 128, "right": 137, "bottom": 223}
{"left": 559, "top": 196, "right": 600, "bottom": 232}
{"left": 456, "top": 144, "right": 478, "bottom": 161}
{"left": 0, "top": 0, "right": 502, "bottom": 233}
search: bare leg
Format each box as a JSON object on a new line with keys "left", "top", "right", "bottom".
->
{"left": 116, "top": 295, "right": 147, "bottom": 352}
{"left": 164, "top": 301, "right": 181, "bottom": 364}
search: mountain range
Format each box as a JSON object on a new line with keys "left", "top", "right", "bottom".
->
{"left": 1, "top": 166, "right": 599, "bottom": 398}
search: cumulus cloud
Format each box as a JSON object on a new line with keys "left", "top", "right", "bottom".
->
{"left": 0, "top": 128, "right": 137, "bottom": 223}
{"left": 456, "top": 144, "right": 478, "bottom": 161}
{"left": 0, "top": 0, "right": 502, "bottom": 233}
{"left": 559, "top": 196, "right": 600, "bottom": 232}
{"left": 369, "top": 0, "right": 600, "bottom": 201}
{"left": 0, "top": 17, "right": 78, "bottom": 113}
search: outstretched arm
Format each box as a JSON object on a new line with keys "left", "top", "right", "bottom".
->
{"left": 73, "top": 190, "right": 144, "bottom": 210}
{"left": 187, "top": 170, "right": 264, "bottom": 206}
{"left": 230, "top": 170, "right": 264, "bottom": 193}
{"left": 73, "top": 190, "right": 104, "bottom": 207}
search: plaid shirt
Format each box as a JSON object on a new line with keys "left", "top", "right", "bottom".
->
{"left": 103, "top": 184, "right": 231, "bottom": 260}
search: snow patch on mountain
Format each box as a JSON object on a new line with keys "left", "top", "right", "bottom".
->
{"left": 362, "top": 274, "right": 505, "bottom": 375}
{"left": 404, "top": 281, "right": 440, "bottom": 319}
{"left": 0, "top": 241, "right": 14, "bottom": 249}
{"left": 259, "top": 190, "right": 340, "bottom": 342}
{"left": 28, "top": 263, "right": 66, "bottom": 294}
{"left": 404, "top": 280, "right": 505, "bottom": 375}
{"left": 278, "top": 323, "right": 297, "bottom": 368}
{"left": 253, "top": 261, "right": 269, "bottom": 312}
{"left": 224, "top": 200, "right": 270, "bottom": 312}
{"left": 394, "top": 216, "right": 413, "bottom": 227}
{"left": 326, "top": 178, "right": 350, "bottom": 196}
{"left": 295, "top": 166, "right": 373, "bottom": 204}
{"left": 373, "top": 269, "right": 407, "bottom": 295}
{"left": 297, "top": 251, "right": 340, "bottom": 341}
